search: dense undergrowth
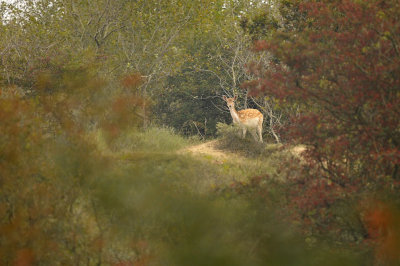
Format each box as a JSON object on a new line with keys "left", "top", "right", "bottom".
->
{"left": 215, "top": 122, "right": 400, "bottom": 265}
{"left": 1, "top": 0, "right": 399, "bottom": 265}
{"left": 0, "top": 91, "right": 374, "bottom": 265}
{"left": 1, "top": 77, "right": 398, "bottom": 265}
{"left": 0, "top": 55, "right": 397, "bottom": 266}
{"left": 0, "top": 113, "right": 368, "bottom": 265}
{"left": 82, "top": 125, "right": 376, "bottom": 266}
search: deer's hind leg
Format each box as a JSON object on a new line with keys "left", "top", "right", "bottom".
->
{"left": 257, "top": 117, "right": 263, "bottom": 143}
{"left": 250, "top": 128, "right": 259, "bottom": 142}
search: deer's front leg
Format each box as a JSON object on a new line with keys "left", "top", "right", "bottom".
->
{"left": 241, "top": 127, "right": 247, "bottom": 139}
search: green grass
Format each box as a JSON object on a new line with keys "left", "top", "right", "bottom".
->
{"left": 113, "top": 126, "right": 197, "bottom": 153}
{"left": 89, "top": 126, "right": 198, "bottom": 156}
{"left": 84, "top": 125, "right": 370, "bottom": 265}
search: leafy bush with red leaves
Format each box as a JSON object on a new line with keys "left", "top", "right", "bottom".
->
{"left": 246, "top": 0, "right": 399, "bottom": 184}
{"left": 243, "top": 0, "right": 400, "bottom": 263}
{"left": 217, "top": 152, "right": 400, "bottom": 264}
{"left": 0, "top": 54, "right": 145, "bottom": 264}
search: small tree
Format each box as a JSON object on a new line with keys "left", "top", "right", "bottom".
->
{"left": 245, "top": 1, "right": 400, "bottom": 261}
{"left": 246, "top": 0, "right": 400, "bottom": 185}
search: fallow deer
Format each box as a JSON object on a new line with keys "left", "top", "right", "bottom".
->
{"left": 223, "top": 95, "right": 263, "bottom": 143}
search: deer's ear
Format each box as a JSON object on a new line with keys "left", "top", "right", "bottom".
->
{"left": 233, "top": 95, "right": 237, "bottom": 101}
{"left": 222, "top": 95, "right": 227, "bottom": 101}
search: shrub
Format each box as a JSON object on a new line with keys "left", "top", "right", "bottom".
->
{"left": 110, "top": 126, "right": 194, "bottom": 154}
{"left": 243, "top": 1, "right": 400, "bottom": 264}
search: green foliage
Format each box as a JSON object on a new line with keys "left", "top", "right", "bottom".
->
{"left": 93, "top": 144, "right": 368, "bottom": 266}
{"left": 0, "top": 51, "right": 145, "bottom": 264}
{"left": 240, "top": 6, "right": 280, "bottom": 40}
{"left": 154, "top": 69, "right": 229, "bottom": 137}
{"left": 0, "top": 80, "right": 380, "bottom": 264}
{"left": 0, "top": 95, "right": 105, "bottom": 264}
{"left": 2, "top": 0, "right": 399, "bottom": 265}
{"left": 215, "top": 175, "right": 372, "bottom": 266}
{"left": 108, "top": 126, "right": 196, "bottom": 153}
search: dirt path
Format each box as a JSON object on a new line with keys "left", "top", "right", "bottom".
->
{"left": 178, "top": 140, "right": 255, "bottom": 192}
{"left": 181, "top": 140, "right": 225, "bottom": 158}
{"left": 178, "top": 139, "right": 306, "bottom": 193}
{"left": 179, "top": 140, "right": 243, "bottom": 162}
{"left": 181, "top": 139, "right": 306, "bottom": 160}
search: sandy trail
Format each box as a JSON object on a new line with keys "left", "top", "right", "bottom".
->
{"left": 178, "top": 140, "right": 246, "bottom": 163}
{"left": 181, "top": 140, "right": 226, "bottom": 158}
{"left": 178, "top": 139, "right": 306, "bottom": 192}
{"left": 180, "top": 140, "right": 306, "bottom": 160}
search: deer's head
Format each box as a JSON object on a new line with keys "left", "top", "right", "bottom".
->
{"left": 222, "top": 95, "right": 237, "bottom": 109}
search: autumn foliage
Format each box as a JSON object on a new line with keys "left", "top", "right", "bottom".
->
{"left": 244, "top": 0, "right": 400, "bottom": 263}
{"left": 247, "top": 0, "right": 399, "bottom": 183}
{"left": 363, "top": 201, "right": 400, "bottom": 264}
{"left": 1, "top": 0, "right": 400, "bottom": 264}
{"left": 0, "top": 56, "right": 144, "bottom": 264}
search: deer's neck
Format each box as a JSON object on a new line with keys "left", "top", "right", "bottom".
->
{"left": 229, "top": 107, "right": 240, "bottom": 124}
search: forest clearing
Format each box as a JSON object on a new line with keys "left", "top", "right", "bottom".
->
{"left": 1, "top": 0, "right": 399, "bottom": 265}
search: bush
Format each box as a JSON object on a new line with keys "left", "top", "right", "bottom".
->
{"left": 214, "top": 171, "right": 373, "bottom": 265}
{"left": 243, "top": 1, "right": 400, "bottom": 264}
{"left": 106, "top": 126, "right": 195, "bottom": 154}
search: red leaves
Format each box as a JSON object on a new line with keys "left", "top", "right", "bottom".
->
{"left": 121, "top": 72, "right": 143, "bottom": 89}
{"left": 365, "top": 204, "right": 392, "bottom": 240}
{"left": 13, "top": 249, "right": 34, "bottom": 266}
{"left": 363, "top": 202, "right": 400, "bottom": 264}
{"left": 247, "top": 0, "right": 400, "bottom": 183}
{"left": 243, "top": 3, "right": 400, "bottom": 254}
{"left": 101, "top": 91, "right": 146, "bottom": 141}
{"left": 252, "top": 40, "right": 271, "bottom": 52}
{"left": 293, "top": 178, "right": 339, "bottom": 211}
